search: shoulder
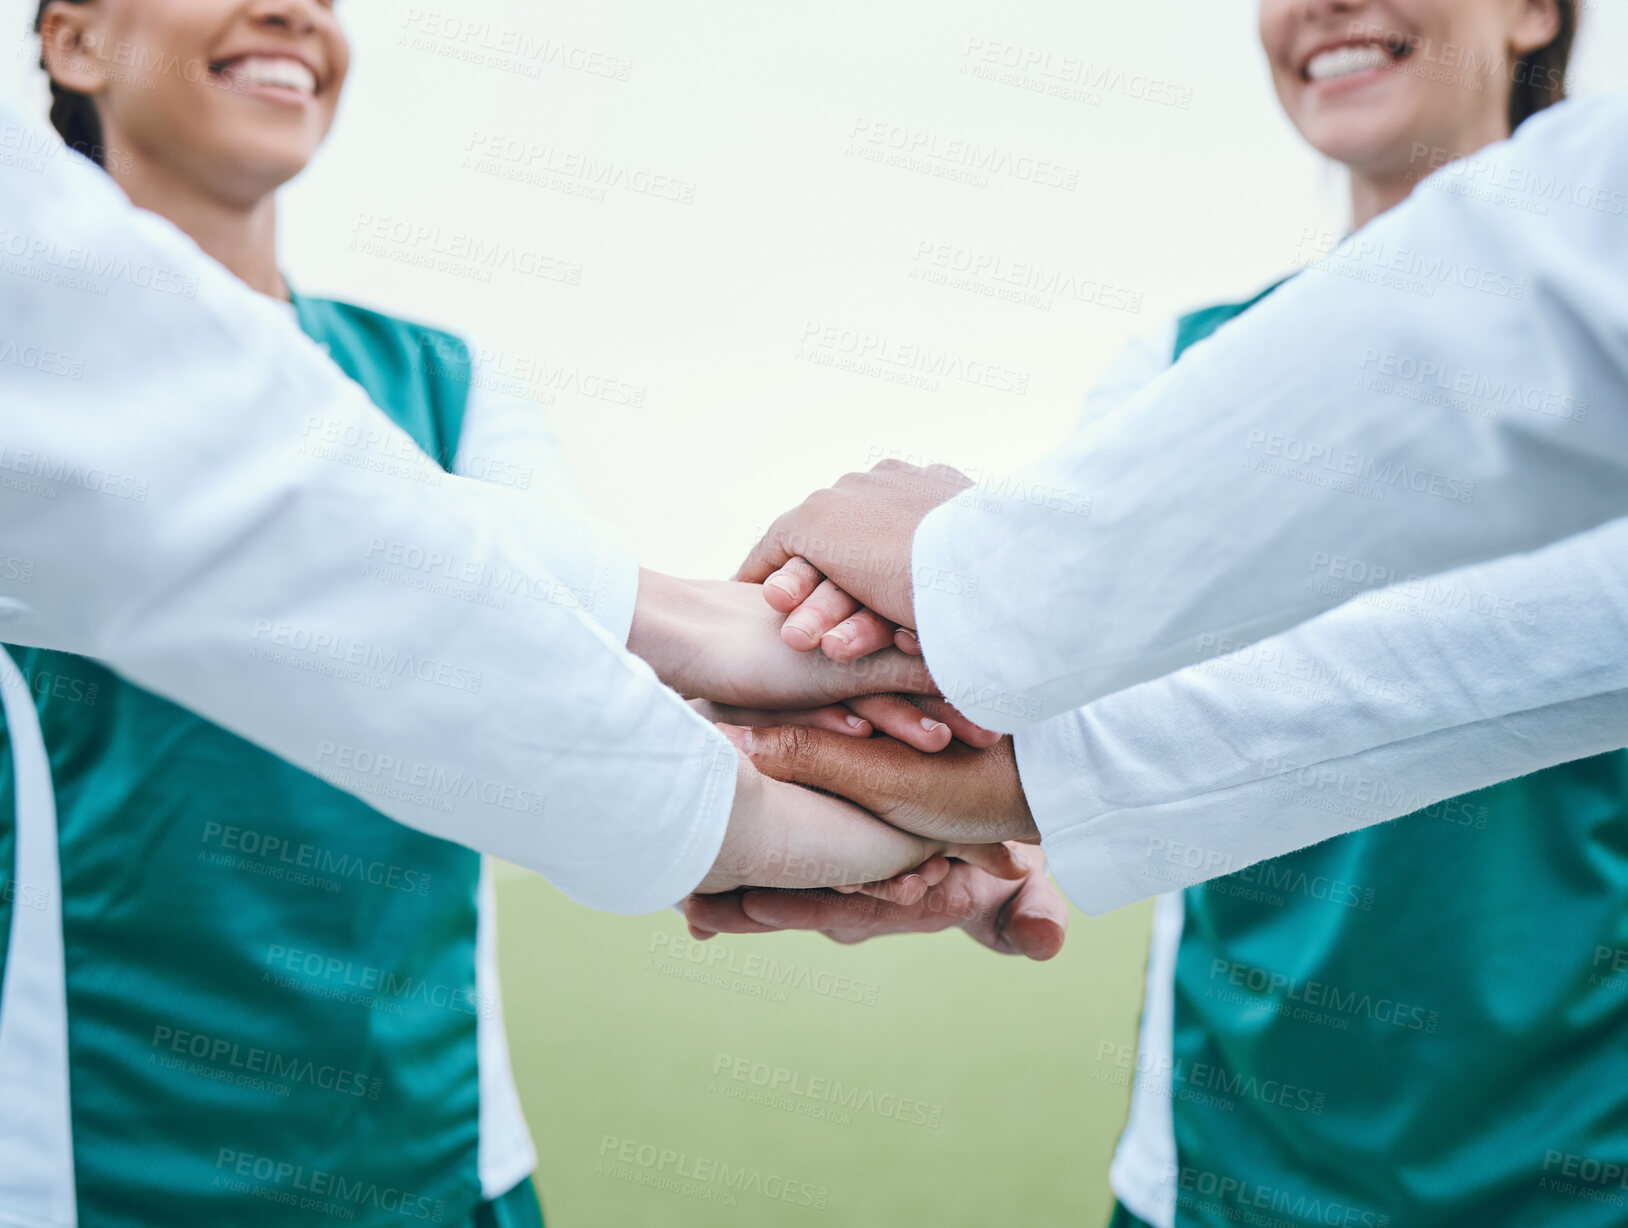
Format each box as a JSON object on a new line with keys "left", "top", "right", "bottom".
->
{"left": 288, "top": 290, "right": 476, "bottom": 467}
{"left": 1172, "top": 277, "right": 1290, "bottom": 360}
{"left": 289, "top": 291, "right": 473, "bottom": 375}
{"left": 1076, "top": 277, "right": 1288, "bottom": 431}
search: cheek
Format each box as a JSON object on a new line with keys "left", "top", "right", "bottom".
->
{"left": 1266, "top": 60, "right": 1307, "bottom": 129}
{"left": 1255, "top": 0, "right": 1297, "bottom": 66}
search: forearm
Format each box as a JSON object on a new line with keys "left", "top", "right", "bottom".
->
{"left": 1015, "top": 517, "right": 1628, "bottom": 913}
{"left": 0, "top": 101, "right": 732, "bottom": 914}
{"left": 915, "top": 92, "right": 1628, "bottom": 730}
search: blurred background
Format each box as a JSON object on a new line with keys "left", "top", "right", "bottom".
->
{"left": 6, "top": 0, "right": 1628, "bottom": 1222}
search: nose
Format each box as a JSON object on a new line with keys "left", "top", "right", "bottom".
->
{"left": 1297, "top": 0, "right": 1366, "bottom": 20}
{"left": 244, "top": 0, "right": 325, "bottom": 35}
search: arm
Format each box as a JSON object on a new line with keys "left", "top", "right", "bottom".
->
{"left": 1014, "top": 514, "right": 1628, "bottom": 913}
{"left": 732, "top": 517, "right": 1628, "bottom": 914}
{"left": 0, "top": 99, "right": 939, "bottom": 912}
{"left": 451, "top": 372, "right": 640, "bottom": 639}
{"left": 916, "top": 91, "right": 1628, "bottom": 727}
{"left": 731, "top": 355, "right": 1628, "bottom": 913}
{"left": 745, "top": 92, "right": 1628, "bottom": 729}
{"left": 452, "top": 383, "right": 938, "bottom": 707}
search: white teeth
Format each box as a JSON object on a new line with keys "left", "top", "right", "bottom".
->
{"left": 227, "top": 55, "right": 317, "bottom": 95}
{"left": 1306, "top": 44, "right": 1393, "bottom": 82}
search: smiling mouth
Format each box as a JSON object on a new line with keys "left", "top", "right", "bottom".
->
{"left": 1303, "top": 37, "right": 1413, "bottom": 84}
{"left": 209, "top": 55, "right": 319, "bottom": 96}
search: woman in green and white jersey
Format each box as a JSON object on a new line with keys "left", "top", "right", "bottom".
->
{"left": 1101, "top": 2, "right": 1627, "bottom": 1226}
{"left": 689, "top": 0, "right": 1628, "bottom": 1223}
{"left": 0, "top": 2, "right": 574, "bottom": 1223}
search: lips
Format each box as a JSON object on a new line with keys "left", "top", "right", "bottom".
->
{"left": 210, "top": 54, "right": 320, "bottom": 96}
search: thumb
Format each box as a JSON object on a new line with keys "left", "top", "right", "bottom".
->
{"left": 734, "top": 518, "right": 792, "bottom": 584}
{"left": 739, "top": 725, "right": 901, "bottom": 814}
{"left": 1000, "top": 857, "right": 1069, "bottom": 961}
{"left": 948, "top": 841, "right": 1029, "bottom": 882}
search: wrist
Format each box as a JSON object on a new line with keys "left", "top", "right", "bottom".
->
{"left": 694, "top": 757, "right": 774, "bottom": 894}
{"left": 627, "top": 568, "right": 704, "bottom": 695}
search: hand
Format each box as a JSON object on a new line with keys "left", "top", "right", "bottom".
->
{"left": 692, "top": 755, "right": 1027, "bottom": 897}
{"left": 691, "top": 694, "right": 1000, "bottom": 753}
{"left": 735, "top": 460, "right": 972, "bottom": 629}
{"left": 628, "top": 570, "right": 935, "bottom": 710}
{"left": 724, "top": 724, "right": 1038, "bottom": 845}
{"left": 753, "top": 556, "right": 921, "bottom": 663}
{"left": 684, "top": 846, "right": 1068, "bottom": 961}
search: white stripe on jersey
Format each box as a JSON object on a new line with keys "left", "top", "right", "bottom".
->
{"left": 1108, "top": 890, "right": 1184, "bottom": 1228}
{"left": 0, "top": 648, "right": 77, "bottom": 1227}
{"left": 477, "top": 860, "right": 538, "bottom": 1199}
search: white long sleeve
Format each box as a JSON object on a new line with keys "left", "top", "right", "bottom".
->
{"left": 0, "top": 93, "right": 732, "bottom": 915}
{"left": 1017, "top": 519, "right": 1628, "bottom": 913}
{"left": 914, "top": 90, "right": 1628, "bottom": 731}
{"left": 453, "top": 360, "right": 640, "bottom": 641}
{"left": 1007, "top": 307, "right": 1628, "bottom": 916}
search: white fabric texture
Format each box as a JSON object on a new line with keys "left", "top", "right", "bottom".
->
{"left": 1012, "top": 324, "right": 1628, "bottom": 916}
{"left": 0, "top": 92, "right": 732, "bottom": 915}
{"left": 915, "top": 91, "right": 1628, "bottom": 729}
{"left": 0, "top": 650, "right": 76, "bottom": 1228}
{"left": 475, "top": 860, "right": 536, "bottom": 1200}
{"left": 454, "top": 373, "right": 639, "bottom": 643}
{"left": 1018, "top": 514, "right": 1628, "bottom": 915}
{"left": 1108, "top": 891, "right": 1184, "bottom": 1228}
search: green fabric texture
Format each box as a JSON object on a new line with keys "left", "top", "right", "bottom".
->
{"left": 1164, "top": 289, "right": 1628, "bottom": 1227}
{"left": 1108, "top": 1198, "right": 1158, "bottom": 1228}
{"left": 0, "top": 292, "right": 508, "bottom": 1226}
{"left": 476, "top": 1174, "right": 545, "bottom": 1228}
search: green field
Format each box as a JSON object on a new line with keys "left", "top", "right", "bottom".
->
{"left": 496, "top": 872, "right": 1153, "bottom": 1227}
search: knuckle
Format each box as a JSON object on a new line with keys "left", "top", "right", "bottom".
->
{"left": 777, "top": 722, "right": 820, "bottom": 767}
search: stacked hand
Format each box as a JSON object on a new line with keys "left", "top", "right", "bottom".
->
{"left": 630, "top": 462, "right": 1065, "bottom": 962}
{"left": 687, "top": 725, "right": 1065, "bottom": 961}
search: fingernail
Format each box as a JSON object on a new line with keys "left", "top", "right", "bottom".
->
{"left": 824, "top": 622, "right": 855, "bottom": 646}
{"left": 845, "top": 714, "right": 871, "bottom": 733}
{"left": 899, "top": 874, "right": 925, "bottom": 903}
{"left": 784, "top": 618, "right": 816, "bottom": 643}
{"left": 920, "top": 717, "right": 946, "bottom": 734}
{"left": 717, "top": 723, "right": 749, "bottom": 750}
{"left": 765, "top": 576, "right": 796, "bottom": 597}
{"left": 896, "top": 629, "right": 919, "bottom": 645}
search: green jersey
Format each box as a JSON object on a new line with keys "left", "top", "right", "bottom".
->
{"left": 0, "top": 293, "right": 539, "bottom": 1227}
{"left": 1109, "top": 287, "right": 1628, "bottom": 1228}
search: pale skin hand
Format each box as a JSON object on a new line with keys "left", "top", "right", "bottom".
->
{"left": 760, "top": 557, "right": 925, "bottom": 663}
{"left": 693, "top": 757, "right": 1027, "bottom": 899}
{"left": 735, "top": 460, "right": 973, "bottom": 630}
{"left": 627, "top": 569, "right": 940, "bottom": 710}
{"left": 684, "top": 846, "right": 1069, "bottom": 962}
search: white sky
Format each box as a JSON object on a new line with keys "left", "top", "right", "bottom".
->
{"left": 5, "top": 0, "right": 1625, "bottom": 577}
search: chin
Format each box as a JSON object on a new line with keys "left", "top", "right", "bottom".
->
{"left": 206, "top": 142, "right": 318, "bottom": 202}
{"left": 1301, "top": 112, "right": 1419, "bottom": 175}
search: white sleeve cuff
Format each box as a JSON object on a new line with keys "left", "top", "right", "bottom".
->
{"left": 1014, "top": 714, "right": 1141, "bottom": 915}
{"left": 911, "top": 498, "right": 1053, "bottom": 733}
{"left": 1017, "top": 689, "right": 1628, "bottom": 918}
